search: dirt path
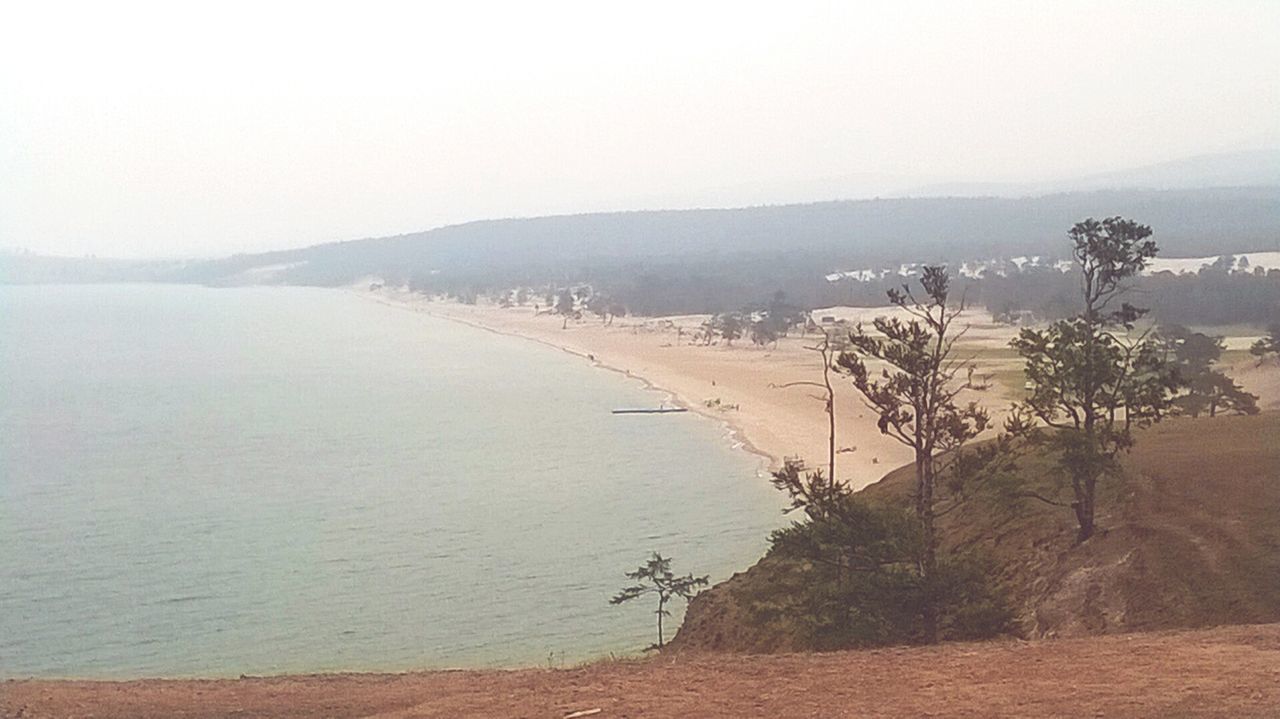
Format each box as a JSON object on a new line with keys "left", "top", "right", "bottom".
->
{"left": 6, "top": 623, "right": 1279, "bottom": 718}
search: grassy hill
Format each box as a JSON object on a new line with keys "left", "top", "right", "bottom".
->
{"left": 672, "top": 412, "right": 1280, "bottom": 652}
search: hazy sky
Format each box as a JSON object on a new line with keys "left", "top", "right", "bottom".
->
{"left": 2, "top": 1, "right": 1277, "bottom": 258}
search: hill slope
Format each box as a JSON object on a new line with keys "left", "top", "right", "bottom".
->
{"left": 673, "top": 412, "right": 1280, "bottom": 652}
{"left": 162, "top": 187, "right": 1280, "bottom": 288}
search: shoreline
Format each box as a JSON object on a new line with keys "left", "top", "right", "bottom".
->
{"left": 359, "top": 290, "right": 783, "bottom": 476}
{"left": 356, "top": 288, "right": 1280, "bottom": 492}
{"left": 355, "top": 289, "right": 943, "bottom": 491}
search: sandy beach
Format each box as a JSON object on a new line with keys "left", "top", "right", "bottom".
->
{"left": 361, "top": 290, "right": 1027, "bottom": 491}
{"left": 362, "top": 288, "right": 1280, "bottom": 492}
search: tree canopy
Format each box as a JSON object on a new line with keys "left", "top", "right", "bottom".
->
{"left": 1008, "top": 217, "right": 1180, "bottom": 542}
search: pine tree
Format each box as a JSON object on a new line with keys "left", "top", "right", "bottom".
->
{"left": 610, "top": 553, "right": 708, "bottom": 650}
{"left": 1009, "top": 218, "right": 1180, "bottom": 542}
{"left": 1161, "top": 325, "right": 1258, "bottom": 417}
{"left": 835, "top": 265, "right": 991, "bottom": 643}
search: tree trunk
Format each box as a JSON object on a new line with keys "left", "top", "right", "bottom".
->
{"left": 916, "top": 453, "right": 939, "bottom": 644}
{"left": 823, "top": 349, "right": 836, "bottom": 485}
{"left": 1074, "top": 474, "right": 1096, "bottom": 543}
{"left": 656, "top": 598, "right": 666, "bottom": 648}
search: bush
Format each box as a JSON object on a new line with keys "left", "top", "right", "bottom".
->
{"left": 758, "top": 494, "right": 1013, "bottom": 648}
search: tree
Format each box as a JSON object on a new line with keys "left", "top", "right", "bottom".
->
{"left": 1251, "top": 323, "right": 1280, "bottom": 365}
{"left": 696, "top": 318, "right": 717, "bottom": 345}
{"left": 607, "top": 302, "right": 627, "bottom": 324}
{"left": 1184, "top": 373, "right": 1260, "bottom": 417}
{"left": 765, "top": 459, "right": 1012, "bottom": 647}
{"left": 715, "top": 312, "right": 744, "bottom": 345}
{"left": 1009, "top": 218, "right": 1180, "bottom": 543}
{"left": 610, "top": 553, "right": 708, "bottom": 650}
{"left": 587, "top": 293, "right": 611, "bottom": 324}
{"left": 765, "top": 290, "right": 807, "bottom": 338}
{"left": 773, "top": 333, "right": 839, "bottom": 483}
{"left": 750, "top": 319, "right": 779, "bottom": 347}
{"left": 555, "top": 289, "right": 576, "bottom": 328}
{"left": 835, "top": 265, "right": 992, "bottom": 643}
{"left": 1161, "top": 325, "right": 1258, "bottom": 417}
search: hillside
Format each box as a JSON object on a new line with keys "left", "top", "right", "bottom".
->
{"left": 6, "top": 186, "right": 1278, "bottom": 319}
{"left": 5, "top": 623, "right": 1279, "bottom": 718}
{"left": 151, "top": 187, "right": 1280, "bottom": 289}
{"left": 672, "top": 412, "right": 1280, "bottom": 653}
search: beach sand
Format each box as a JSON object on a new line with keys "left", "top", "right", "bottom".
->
{"left": 363, "top": 290, "right": 1038, "bottom": 491}
{"left": 363, "top": 288, "right": 1280, "bottom": 492}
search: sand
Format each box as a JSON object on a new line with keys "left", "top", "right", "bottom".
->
{"left": 363, "top": 290, "right": 1051, "bottom": 491}
{"left": 365, "top": 290, "right": 1280, "bottom": 491}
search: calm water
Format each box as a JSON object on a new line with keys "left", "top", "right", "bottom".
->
{"left": 0, "top": 285, "right": 781, "bottom": 678}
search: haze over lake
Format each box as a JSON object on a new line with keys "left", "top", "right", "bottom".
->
{"left": 0, "top": 284, "right": 781, "bottom": 678}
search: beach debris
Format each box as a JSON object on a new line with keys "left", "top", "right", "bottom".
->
{"left": 703, "top": 398, "right": 739, "bottom": 411}
{"left": 564, "top": 709, "right": 602, "bottom": 718}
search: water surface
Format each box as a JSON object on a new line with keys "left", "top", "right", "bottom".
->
{"left": 0, "top": 285, "right": 781, "bottom": 677}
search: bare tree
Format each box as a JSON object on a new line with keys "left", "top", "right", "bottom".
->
{"left": 773, "top": 332, "right": 839, "bottom": 483}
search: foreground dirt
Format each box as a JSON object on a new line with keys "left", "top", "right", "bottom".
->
{"left": 6, "top": 623, "right": 1280, "bottom": 718}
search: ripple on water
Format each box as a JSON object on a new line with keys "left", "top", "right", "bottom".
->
{"left": 0, "top": 285, "right": 784, "bottom": 677}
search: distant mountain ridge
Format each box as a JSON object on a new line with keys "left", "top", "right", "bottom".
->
{"left": 3, "top": 183, "right": 1278, "bottom": 295}
{"left": 161, "top": 186, "right": 1279, "bottom": 288}
{"left": 896, "top": 149, "right": 1280, "bottom": 198}
{"left": 638, "top": 149, "right": 1280, "bottom": 207}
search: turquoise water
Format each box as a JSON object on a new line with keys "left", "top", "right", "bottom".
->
{"left": 0, "top": 285, "right": 782, "bottom": 678}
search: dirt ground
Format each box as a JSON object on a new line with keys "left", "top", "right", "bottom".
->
{"left": 6, "top": 623, "right": 1279, "bottom": 718}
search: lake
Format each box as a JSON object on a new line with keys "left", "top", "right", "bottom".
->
{"left": 0, "top": 284, "right": 782, "bottom": 678}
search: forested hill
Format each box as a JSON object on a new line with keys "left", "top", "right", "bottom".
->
{"left": 5, "top": 187, "right": 1278, "bottom": 316}
{"left": 169, "top": 187, "right": 1280, "bottom": 288}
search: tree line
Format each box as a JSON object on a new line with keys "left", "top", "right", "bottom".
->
{"left": 399, "top": 251, "right": 1279, "bottom": 328}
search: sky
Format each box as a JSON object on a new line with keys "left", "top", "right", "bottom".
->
{"left": 1, "top": 0, "right": 1277, "bottom": 259}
